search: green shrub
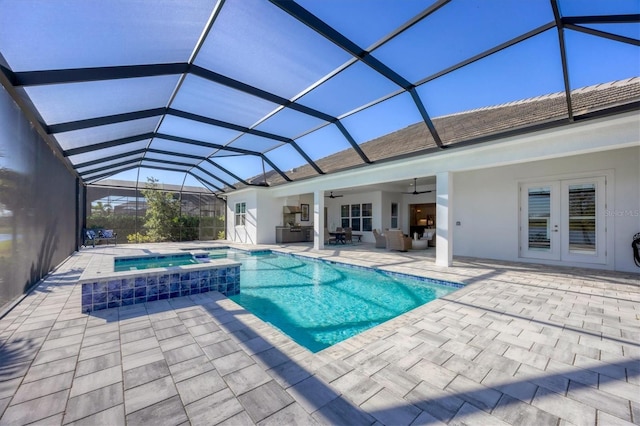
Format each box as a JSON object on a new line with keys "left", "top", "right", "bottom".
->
{"left": 126, "top": 232, "right": 153, "bottom": 244}
{"left": 171, "top": 216, "right": 200, "bottom": 241}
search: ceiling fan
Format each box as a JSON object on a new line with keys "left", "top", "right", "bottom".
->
{"left": 402, "top": 178, "right": 433, "bottom": 195}
{"left": 325, "top": 191, "right": 343, "bottom": 198}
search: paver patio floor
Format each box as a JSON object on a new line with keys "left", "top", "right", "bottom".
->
{"left": 0, "top": 242, "right": 638, "bottom": 425}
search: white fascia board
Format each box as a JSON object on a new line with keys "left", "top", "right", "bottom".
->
{"left": 429, "top": 111, "right": 639, "bottom": 173}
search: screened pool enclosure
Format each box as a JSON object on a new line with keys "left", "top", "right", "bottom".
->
{"left": 1, "top": 0, "right": 637, "bottom": 192}
{"left": 0, "top": 1, "right": 638, "bottom": 311}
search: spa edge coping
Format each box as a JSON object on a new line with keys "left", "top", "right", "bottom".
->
{"left": 78, "top": 250, "right": 240, "bottom": 283}
{"left": 111, "top": 250, "right": 210, "bottom": 261}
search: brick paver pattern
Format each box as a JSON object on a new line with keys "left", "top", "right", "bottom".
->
{"left": 0, "top": 242, "right": 638, "bottom": 425}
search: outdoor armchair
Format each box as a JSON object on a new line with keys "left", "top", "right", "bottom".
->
{"left": 373, "top": 229, "right": 387, "bottom": 248}
{"left": 385, "top": 229, "right": 412, "bottom": 252}
{"left": 344, "top": 227, "right": 353, "bottom": 244}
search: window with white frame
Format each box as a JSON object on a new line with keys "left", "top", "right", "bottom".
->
{"left": 341, "top": 203, "right": 372, "bottom": 232}
{"left": 234, "top": 202, "right": 246, "bottom": 226}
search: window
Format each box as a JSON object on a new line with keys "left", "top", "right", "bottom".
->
{"left": 362, "top": 203, "right": 372, "bottom": 232}
{"left": 351, "top": 204, "right": 361, "bottom": 231}
{"left": 341, "top": 203, "right": 372, "bottom": 232}
{"left": 235, "top": 202, "right": 246, "bottom": 226}
{"left": 341, "top": 205, "right": 350, "bottom": 229}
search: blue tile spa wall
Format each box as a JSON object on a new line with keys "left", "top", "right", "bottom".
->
{"left": 81, "top": 265, "right": 240, "bottom": 313}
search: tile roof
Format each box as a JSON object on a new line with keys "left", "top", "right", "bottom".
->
{"left": 255, "top": 78, "right": 639, "bottom": 187}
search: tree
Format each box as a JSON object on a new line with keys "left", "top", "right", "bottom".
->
{"left": 91, "top": 201, "right": 112, "bottom": 217}
{"left": 140, "top": 177, "right": 180, "bottom": 242}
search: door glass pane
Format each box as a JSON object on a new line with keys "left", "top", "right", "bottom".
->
{"left": 391, "top": 202, "right": 398, "bottom": 228}
{"left": 568, "top": 184, "right": 596, "bottom": 253}
{"left": 528, "top": 187, "right": 551, "bottom": 250}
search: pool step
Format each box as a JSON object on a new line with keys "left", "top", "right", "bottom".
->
{"left": 191, "top": 250, "right": 211, "bottom": 263}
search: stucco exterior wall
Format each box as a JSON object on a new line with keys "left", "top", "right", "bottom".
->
{"left": 452, "top": 146, "right": 639, "bottom": 272}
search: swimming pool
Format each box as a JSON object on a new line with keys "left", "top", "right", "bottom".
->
{"left": 218, "top": 250, "right": 461, "bottom": 353}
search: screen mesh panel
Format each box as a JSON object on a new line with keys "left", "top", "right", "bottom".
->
{"left": 0, "top": 0, "right": 635, "bottom": 193}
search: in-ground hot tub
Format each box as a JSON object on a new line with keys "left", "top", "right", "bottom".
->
{"left": 79, "top": 251, "right": 240, "bottom": 313}
{"left": 114, "top": 253, "right": 199, "bottom": 271}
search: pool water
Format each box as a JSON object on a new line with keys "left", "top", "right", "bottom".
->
{"left": 209, "top": 250, "right": 233, "bottom": 260}
{"left": 222, "top": 250, "right": 460, "bottom": 353}
{"left": 114, "top": 255, "right": 198, "bottom": 271}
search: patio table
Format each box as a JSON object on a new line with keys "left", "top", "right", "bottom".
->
{"left": 329, "top": 231, "right": 346, "bottom": 244}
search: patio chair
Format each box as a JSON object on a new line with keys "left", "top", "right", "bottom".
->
{"left": 385, "top": 229, "right": 412, "bottom": 252}
{"left": 373, "top": 229, "right": 386, "bottom": 248}
{"left": 344, "top": 227, "right": 353, "bottom": 243}
{"left": 324, "top": 228, "right": 337, "bottom": 245}
{"left": 422, "top": 229, "right": 436, "bottom": 247}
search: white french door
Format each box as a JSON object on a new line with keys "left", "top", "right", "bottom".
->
{"left": 520, "top": 181, "right": 560, "bottom": 260}
{"left": 520, "top": 176, "right": 606, "bottom": 264}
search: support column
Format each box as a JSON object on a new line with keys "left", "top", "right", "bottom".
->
{"left": 436, "top": 171, "right": 453, "bottom": 267}
{"left": 314, "top": 190, "right": 325, "bottom": 250}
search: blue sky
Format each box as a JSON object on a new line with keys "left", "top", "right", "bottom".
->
{"left": 136, "top": 1, "right": 639, "bottom": 187}
{"left": 1, "top": 0, "right": 637, "bottom": 188}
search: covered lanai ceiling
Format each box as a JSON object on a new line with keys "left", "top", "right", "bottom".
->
{"left": 0, "top": 0, "right": 638, "bottom": 194}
